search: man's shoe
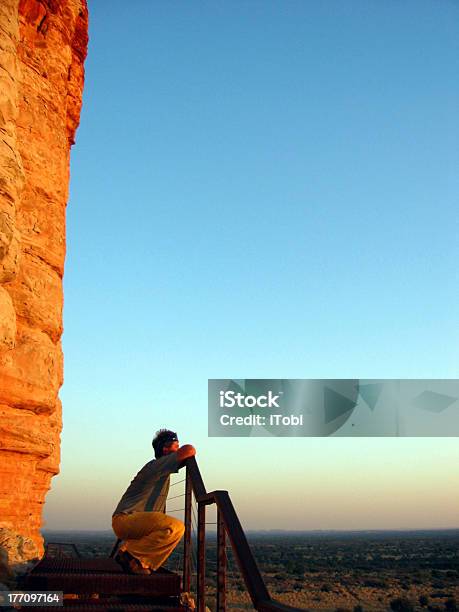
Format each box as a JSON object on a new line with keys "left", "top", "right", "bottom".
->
{"left": 115, "top": 550, "right": 151, "bottom": 575}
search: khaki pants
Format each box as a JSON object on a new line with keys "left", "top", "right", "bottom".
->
{"left": 112, "top": 512, "right": 185, "bottom": 571}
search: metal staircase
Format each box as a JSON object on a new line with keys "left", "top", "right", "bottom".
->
{"left": 19, "top": 457, "right": 304, "bottom": 611}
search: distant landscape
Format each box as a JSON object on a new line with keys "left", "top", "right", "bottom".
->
{"left": 42, "top": 529, "right": 459, "bottom": 611}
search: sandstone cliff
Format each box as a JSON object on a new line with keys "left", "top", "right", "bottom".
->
{"left": 0, "top": 0, "right": 88, "bottom": 571}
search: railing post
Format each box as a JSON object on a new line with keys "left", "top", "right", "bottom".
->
{"left": 197, "top": 502, "right": 206, "bottom": 612}
{"left": 216, "top": 507, "right": 226, "bottom": 612}
{"left": 183, "top": 467, "right": 192, "bottom": 594}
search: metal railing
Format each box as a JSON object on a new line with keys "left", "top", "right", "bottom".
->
{"left": 184, "top": 456, "right": 304, "bottom": 612}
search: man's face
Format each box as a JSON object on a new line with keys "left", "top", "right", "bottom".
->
{"left": 162, "top": 439, "right": 179, "bottom": 455}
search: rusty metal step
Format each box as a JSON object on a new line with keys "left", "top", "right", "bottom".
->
{"left": 20, "top": 558, "right": 181, "bottom": 598}
{"left": 25, "top": 605, "right": 187, "bottom": 611}
{"left": 27, "top": 557, "right": 147, "bottom": 574}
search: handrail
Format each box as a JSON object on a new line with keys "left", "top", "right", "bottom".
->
{"left": 185, "top": 456, "right": 304, "bottom": 612}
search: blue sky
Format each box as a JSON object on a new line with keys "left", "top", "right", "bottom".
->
{"left": 44, "top": 1, "right": 458, "bottom": 530}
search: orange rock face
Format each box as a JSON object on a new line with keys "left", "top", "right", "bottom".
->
{"left": 0, "top": 0, "right": 88, "bottom": 570}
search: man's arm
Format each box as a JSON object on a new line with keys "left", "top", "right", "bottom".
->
{"left": 153, "top": 445, "right": 196, "bottom": 476}
{"left": 176, "top": 444, "right": 196, "bottom": 462}
{"left": 157, "top": 445, "right": 196, "bottom": 473}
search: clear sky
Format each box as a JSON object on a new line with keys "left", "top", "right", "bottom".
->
{"left": 43, "top": 0, "right": 459, "bottom": 531}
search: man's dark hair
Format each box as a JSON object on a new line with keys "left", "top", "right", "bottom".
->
{"left": 152, "top": 429, "right": 178, "bottom": 459}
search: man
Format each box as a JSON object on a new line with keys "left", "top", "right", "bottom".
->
{"left": 112, "top": 429, "right": 196, "bottom": 574}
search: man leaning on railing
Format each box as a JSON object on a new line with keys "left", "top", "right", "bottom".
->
{"left": 112, "top": 429, "right": 196, "bottom": 574}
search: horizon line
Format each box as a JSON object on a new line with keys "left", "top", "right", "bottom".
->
{"left": 42, "top": 526, "right": 459, "bottom": 533}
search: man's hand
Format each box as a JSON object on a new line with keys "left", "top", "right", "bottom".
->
{"left": 176, "top": 444, "right": 196, "bottom": 461}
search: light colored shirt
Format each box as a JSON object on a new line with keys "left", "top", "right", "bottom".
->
{"left": 113, "top": 452, "right": 180, "bottom": 516}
